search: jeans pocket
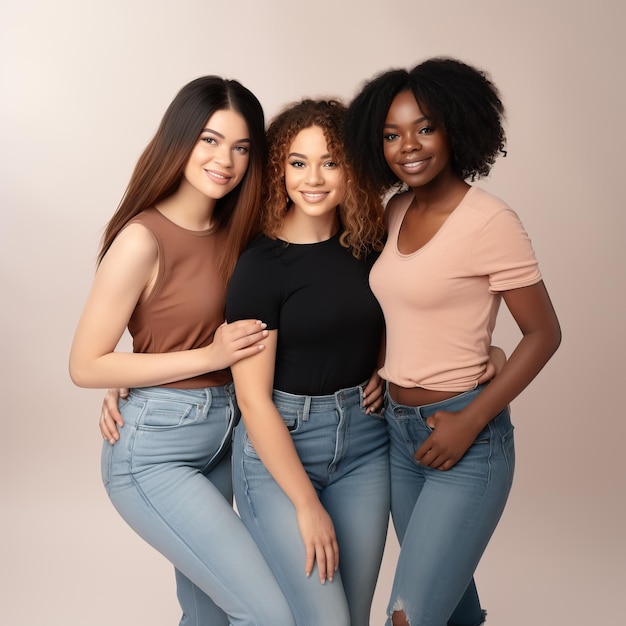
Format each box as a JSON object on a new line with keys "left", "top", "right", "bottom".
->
{"left": 242, "top": 431, "right": 262, "bottom": 459}
{"left": 137, "top": 399, "right": 195, "bottom": 429}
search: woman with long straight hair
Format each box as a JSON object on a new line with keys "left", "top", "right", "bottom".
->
{"left": 70, "top": 76, "right": 294, "bottom": 626}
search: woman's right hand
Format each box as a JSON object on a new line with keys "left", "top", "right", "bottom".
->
{"left": 100, "top": 388, "right": 128, "bottom": 444}
{"left": 296, "top": 500, "right": 340, "bottom": 584}
{"left": 206, "top": 320, "right": 269, "bottom": 371}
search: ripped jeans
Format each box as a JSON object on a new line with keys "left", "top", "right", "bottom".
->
{"left": 385, "top": 384, "right": 515, "bottom": 626}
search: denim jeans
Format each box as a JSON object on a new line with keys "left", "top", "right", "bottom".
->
{"left": 385, "top": 384, "right": 515, "bottom": 626}
{"left": 233, "top": 384, "right": 390, "bottom": 626}
{"left": 101, "top": 385, "right": 294, "bottom": 626}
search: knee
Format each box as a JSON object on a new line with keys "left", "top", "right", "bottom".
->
{"left": 391, "top": 609, "right": 410, "bottom": 626}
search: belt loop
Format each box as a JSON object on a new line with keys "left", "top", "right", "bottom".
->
{"left": 302, "top": 395, "right": 311, "bottom": 422}
{"left": 204, "top": 387, "right": 213, "bottom": 416}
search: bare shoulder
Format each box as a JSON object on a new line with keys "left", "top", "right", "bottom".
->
{"left": 103, "top": 222, "right": 158, "bottom": 265}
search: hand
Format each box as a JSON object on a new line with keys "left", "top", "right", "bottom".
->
{"left": 362, "top": 372, "right": 384, "bottom": 415}
{"left": 414, "top": 409, "right": 483, "bottom": 471}
{"left": 100, "top": 388, "right": 128, "bottom": 444}
{"left": 207, "top": 320, "right": 269, "bottom": 371}
{"left": 479, "top": 346, "right": 507, "bottom": 383}
{"left": 295, "top": 501, "right": 339, "bottom": 584}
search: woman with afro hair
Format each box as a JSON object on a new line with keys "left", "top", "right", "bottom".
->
{"left": 345, "top": 57, "right": 561, "bottom": 626}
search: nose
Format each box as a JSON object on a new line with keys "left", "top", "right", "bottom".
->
{"left": 401, "top": 132, "right": 422, "bottom": 153}
{"left": 215, "top": 144, "right": 234, "bottom": 168}
{"left": 305, "top": 166, "right": 324, "bottom": 186}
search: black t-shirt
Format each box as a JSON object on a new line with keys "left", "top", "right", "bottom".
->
{"left": 225, "top": 232, "right": 384, "bottom": 396}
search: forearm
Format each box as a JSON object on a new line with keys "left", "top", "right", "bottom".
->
{"left": 463, "top": 327, "right": 561, "bottom": 431}
{"left": 238, "top": 397, "right": 318, "bottom": 510}
{"left": 69, "top": 346, "right": 213, "bottom": 389}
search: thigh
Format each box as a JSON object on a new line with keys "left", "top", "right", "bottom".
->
{"left": 388, "top": 409, "right": 515, "bottom": 626}
{"left": 386, "top": 403, "right": 427, "bottom": 544}
{"left": 105, "top": 391, "right": 294, "bottom": 626}
{"left": 233, "top": 422, "right": 351, "bottom": 626}
{"left": 322, "top": 424, "right": 390, "bottom": 626}
{"left": 174, "top": 452, "right": 232, "bottom": 626}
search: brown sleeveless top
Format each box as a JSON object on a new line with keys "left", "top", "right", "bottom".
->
{"left": 127, "top": 208, "right": 231, "bottom": 388}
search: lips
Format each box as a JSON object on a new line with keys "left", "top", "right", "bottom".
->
{"left": 300, "top": 191, "right": 329, "bottom": 203}
{"left": 205, "top": 169, "right": 232, "bottom": 185}
{"left": 398, "top": 158, "right": 430, "bottom": 175}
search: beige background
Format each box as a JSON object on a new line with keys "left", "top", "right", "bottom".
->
{"left": 1, "top": 1, "right": 624, "bottom": 624}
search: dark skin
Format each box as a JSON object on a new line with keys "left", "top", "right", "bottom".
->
{"left": 398, "top": 178, "right": 561, "bottom": 472}
{"left": 384, "top": 89, "right": 561, "bottom": 626}
{"left": 383, "top": 90, "right": 561, "bottom": 473}
{"left": 415, "top": 281, "right": 561, "bottom": 470}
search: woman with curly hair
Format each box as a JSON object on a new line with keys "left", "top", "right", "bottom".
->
{"left": 345, "top": 58, "right": 561, "bottom": 626}
{"left": 225, "top": 99, "right": 389, "bottom": 626}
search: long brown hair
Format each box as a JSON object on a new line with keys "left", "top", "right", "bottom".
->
{"left": 263, "top": 99, "right": 384, "bottom": 258}
{"left": 98, "top": 76, "right": 266, "bottom": 285}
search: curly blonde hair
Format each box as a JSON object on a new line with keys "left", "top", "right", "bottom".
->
{"left": 263, "top": 99, "right": 384, "bottom": 258}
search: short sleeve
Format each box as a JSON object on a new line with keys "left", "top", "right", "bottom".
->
{"left": 225, "top": 244, "right": 282, "bottom": 328}
{"left": 471, "top": 208, "right": 542, "bottom": 293}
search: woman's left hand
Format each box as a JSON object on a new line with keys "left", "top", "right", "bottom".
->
{"left": 414, "top": 410, "right": 483, "bottom": 471}
{"left": 362, "top": 372, "right": 384, "bottom": 414}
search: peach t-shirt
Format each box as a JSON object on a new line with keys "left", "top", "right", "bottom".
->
{"left": 370, "top": 186, "right": 541, "bottom": 392}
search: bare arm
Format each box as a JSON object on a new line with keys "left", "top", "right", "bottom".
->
{"left": 69, "top": 223, "right": 267, "bottom": 389}
{"left": 231, "top": 331, "right": 339, "bottom": 583}
{"left": 416, "top": 281, "right": 561, "bottom": 470}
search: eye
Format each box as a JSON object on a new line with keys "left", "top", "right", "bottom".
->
{"left": 289, "top": 160, "right": 306, "bottom": 168}
{"left": 323, "top": 161, "right": 338, "bottom": 168}
{"left": 418, "top": 125, "right": 434, "bottom": 135}
{"left": 383, "top": 133, "right": 399, "bottom": 142}
{"left": 201, "top": 136, "right": 217, "bottom": 145}
{"left": 234, "top": 145, "right": 249, "bottom": 154}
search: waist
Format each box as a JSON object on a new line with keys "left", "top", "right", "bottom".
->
{"left": 387, "top": 382, "right": 465, "bottom": 407}
{"left": 272, "top": 382, "right": 365, "bottom": 412}
{"left": 130, "top": 383, "right": 234, "bottom": 403}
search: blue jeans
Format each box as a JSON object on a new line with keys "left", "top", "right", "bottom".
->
{"left": 233, "top": 384, "right": 391, "bottom": 626}
{"left": 385, "top": 384, "right": 515, "bottom": 626}
{"left": 101, "top": 385, "right": 294, "bottom": 626}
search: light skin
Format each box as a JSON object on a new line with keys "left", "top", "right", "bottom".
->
{"left": 230, "top": 125, "right": 383, "bottom": 585}
{"left": 382, "top": 90, "right": 561, "bottom": 473}
{"left": 70, "top": 109, "right": 269, "bottom": 411}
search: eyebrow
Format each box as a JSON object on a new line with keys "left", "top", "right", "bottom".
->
{"left": 202, "top": 128, "right": 251, "bottom": 143}
{"left": 288, "top": 152, "right": 332, "bottom": 159}
{"left": 383, "top": 116, "right": 429, "bottom": 128}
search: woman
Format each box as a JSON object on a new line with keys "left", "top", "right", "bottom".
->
{"left": 345, "top": 58, "right": 561, "bottom": 626}
{"left": 69, "top": 76, "right": 294, "bottom": 626}
{"left": 225, "top": 99, "right": 389, "bottom": 626}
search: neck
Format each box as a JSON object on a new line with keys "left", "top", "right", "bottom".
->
{"left": 157, "top": 181, "right": 217, "bottom": 231}
{"left": 278, "top": 208, "right": 339, "bottom": 244}
{"left": 411, "top": 172, "right": 469, "bottom": 213}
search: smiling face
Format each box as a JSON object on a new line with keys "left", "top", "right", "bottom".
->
{"left": 181, "top": 108, "right": 251, "bottom": 201}
{"left": 382, "top": 90, "right": 453, "bottom": 190}
{"left": 284, "top": 125, "right": 345, "bottom": 221}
